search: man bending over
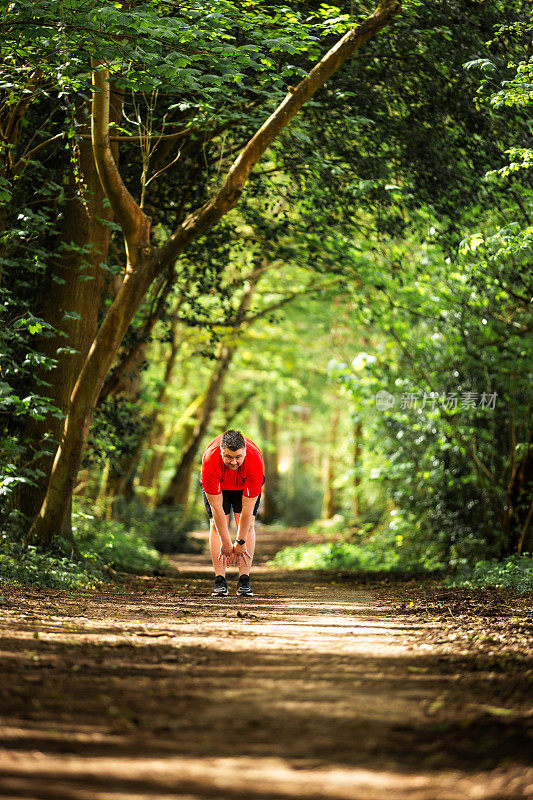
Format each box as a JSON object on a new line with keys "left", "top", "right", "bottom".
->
{"left": 201, "top": 429, "right": 264, "bottom": 597}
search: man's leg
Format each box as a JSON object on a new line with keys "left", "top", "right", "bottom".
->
{"left": 233, "top": 513, "right": 256, "bottom": 576}
{"left": 209, "top": 514, "right": 231, "bottom": 576}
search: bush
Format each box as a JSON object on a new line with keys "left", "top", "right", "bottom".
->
{"left": 74, "top": 510, "right": 168, "bottom": 573}
{"left": 0, "top": 501, "right": 178, "bottom": 589}
{"left": 448, "top": 554, "right": 533, "bottom": 593}
{"left": 272, "top": 540, "right": 396, "bottom": 570}
{"left": 272, "top": 524, "right": 442, "bottom": 573}
{"left": 110, "top": 498, "right": 203, "bottom": 554}
{"left": 0, "top": 531, "right": 104, "bottom": 589}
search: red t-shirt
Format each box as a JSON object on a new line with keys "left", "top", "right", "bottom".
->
{"left": 201, "top": 434, "right": 264, "bottom": 497}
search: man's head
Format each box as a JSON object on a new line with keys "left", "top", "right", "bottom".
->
{"left": 220, "top": 429, "right": 246, "bottom": 470}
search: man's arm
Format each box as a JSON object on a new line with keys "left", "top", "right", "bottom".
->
{"left": 205, "top": 492, "right": 233, "bottom": 554}
{"left": 233, "top": 494, "right": 258, "bottom": 567}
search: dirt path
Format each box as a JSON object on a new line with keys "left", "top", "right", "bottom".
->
{"left": 0, "top": 527, "right": 531, "bottom": 799}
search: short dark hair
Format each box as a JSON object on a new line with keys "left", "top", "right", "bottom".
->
{"left": 220, "top": 429, "right": 246, "bottom": 452}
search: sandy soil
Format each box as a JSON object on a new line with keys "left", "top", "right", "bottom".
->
{"left": 0, "top": 526, "right": 531, "bottom": 799}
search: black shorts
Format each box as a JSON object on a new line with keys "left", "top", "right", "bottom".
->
{"left": 200, "top": 474, "right": 264, "bottom": 519}
{"left": 202, "top": 489, "right": 261, "bottom": 518}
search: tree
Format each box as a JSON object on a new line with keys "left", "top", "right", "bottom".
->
{"left": 25, "top": 0, "right": 401, "bottom": 544}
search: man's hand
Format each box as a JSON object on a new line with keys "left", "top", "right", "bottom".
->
{"left": 219, "top": 540, "right": 234, "bottom": 566}
{"left": 234, "top": 541, "right": 251, "bottom": 567}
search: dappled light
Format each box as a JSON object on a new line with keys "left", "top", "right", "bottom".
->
{"left": 1, "top": 528, "right": 532, "bottom": 798}
{"left": 1, "top": 1, "right": 532, "bottom": 797}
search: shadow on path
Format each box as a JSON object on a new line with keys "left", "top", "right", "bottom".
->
{"left": 0, "top": 526, "right": 531, "bottom": 799}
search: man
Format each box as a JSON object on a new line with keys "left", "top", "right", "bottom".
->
{"left": 201, "top": 429, "right": 264, "bottom": 597}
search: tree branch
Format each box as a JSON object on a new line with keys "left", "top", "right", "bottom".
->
{"left": 98, "top": 270, "right": 178, "bottom": 403}
{"left": 14, "top": 133, "right": 64, "bottom": 175}
{"left": 80, "top": 127, "right": 197, "bottom": 142}
{"left": 91, "top": 63, "right": 149, "bottom": 252}
{"left": 153, "top": 0, "right": 401, "bottom": 274}
{"left": 242, "top": 278, "right": 343, "bottom": 324}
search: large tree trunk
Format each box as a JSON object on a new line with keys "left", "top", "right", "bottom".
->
{"left": 28, "top": 2, "right": 401, "bottom": 545}
{"left": 19, "top": 99, "right": 121, "bottom": 538}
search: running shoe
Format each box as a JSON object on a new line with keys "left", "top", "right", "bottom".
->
{"left": 212, "top": 576, "right": 229, "bottom": 596}
{"left": 236, "top": 574, "right": 253, "bottom": 597}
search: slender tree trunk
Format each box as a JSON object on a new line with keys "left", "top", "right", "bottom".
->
{"left": 160, "top": 271, "right": 260, "bottom": 507}
{"left": 508, "top": 440, "right": 533, "bottom": 554}
{"left": 28, "top": 2, "right": 400, "bottom": 544}
{"left": 140, "top": 419, "right": 169, "bottom": 497}
{"left": 352, "top": 418, "right": 363, "bottom": 519}
{"left": 159, "top": 343, "right": 236, "bottom": 507}
{"left": 296, "top": 406, "right": 314, "bottom": 468}
{"left": 322, "top": 406, "right": 340, "bottom": 519}
{"left": 164, "top": 419, "right": 198, "bottom": 507}
{"left": 142, "top": 392, "right": 206, "bottom": 502}
{"left": 260, "top": 413, "right": 280, "bottom": 524}
{"left": 105, "top": 312, "right": 183, "bottom": 508}
{"left": 223, "top": 391, "right": 255, "bottom": 430}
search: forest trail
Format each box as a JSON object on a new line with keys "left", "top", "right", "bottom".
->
{"left": 0, "top": 527, "right": 531, "bottom": 800}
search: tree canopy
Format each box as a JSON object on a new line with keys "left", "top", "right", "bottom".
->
{"left": 1, "top": 0, "right": 531, "bottom": 572}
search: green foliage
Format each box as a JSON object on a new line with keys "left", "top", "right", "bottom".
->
{"left": 271, "top": 524, "right": 441, "bottom": 573}
{"left": 275, "top": 466, "right": 323, "bottom": 527}
{"left": 111, "top": 498, "right": 203, "bottom": 554}
{"left": 0, "top": 531, "right": 102, "bottom": 589}
{"left": 0, "top": 290, "right": 62, "bottom": 513}
{"left": 4, "top": 0, "right": 322, "bottom": 108}
{"left": 84, "top": 398, "right": 149, "bottom": 469}
{"left": 0, "top": 502, "right": 178, "bottom": 589}
{"left": 448, "top": 555, "right": 533, "bottom": 594}
{"left": 74, "top": 509, "right": 167, "bottom": 573}
{"left": 272, "top": 535, "right": 533, "bottom": 595}
{"left": 272, "top": 540, "right": 397, "bottom": 571}
{"left": 326, "top": 174, "right": 532, "bottom": 563}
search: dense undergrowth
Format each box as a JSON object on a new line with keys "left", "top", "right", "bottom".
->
{"left": 271, "top": 517, "right": 533, "bottom": 593}
{"left": 447, "top": 555, "right": 533, "bottom": 594}
{"left": 0, "top": 500, "right": 202, "bottom": 589}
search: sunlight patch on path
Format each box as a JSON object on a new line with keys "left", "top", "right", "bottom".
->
{"left": 2, "top": 750, "right": 531, "bottom": 800}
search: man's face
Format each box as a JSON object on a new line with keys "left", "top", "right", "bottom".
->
{"left": 221, "top": 447, "right": 246, "bottom": 470}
